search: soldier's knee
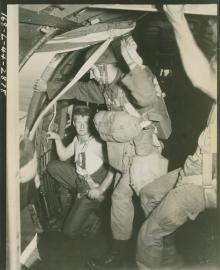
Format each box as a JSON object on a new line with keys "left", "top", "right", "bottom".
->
{"left": 63, "top": 224, "right": 78, "bottom": 239}
{"left": 47, "top": 160, "right": 60, "bottom": 176}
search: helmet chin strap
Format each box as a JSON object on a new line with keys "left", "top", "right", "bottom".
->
{"left": 98, "top": 64, "right": 121, "bottom": 85}
{"left": 104, "top": 64, "right": 108, "bottom": 85}
{"left": 97, "top": 64, "right": 108, "bottom": 85}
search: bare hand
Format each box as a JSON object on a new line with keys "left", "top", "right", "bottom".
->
{"left": 46, "top": 131, "right": 60, "bottom": 140}
{"left": 88, "top": 187, "right": 104, "bottom": 201}
{"left": 163, "top": 5, "right": 185, "bottom": 24}
{"left": 33, "top": 79, "right": 47, "bottom": 92}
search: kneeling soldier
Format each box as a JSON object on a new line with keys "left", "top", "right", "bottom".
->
{"left": 47, "top": 105, "right": 114, "bottom": 239}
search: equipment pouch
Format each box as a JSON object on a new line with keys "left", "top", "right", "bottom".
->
{"left": 107, "top": 141, "right": 134, "bottom": 173}
{"left": 94, "top": 110, "right": 142, "bottom": 142}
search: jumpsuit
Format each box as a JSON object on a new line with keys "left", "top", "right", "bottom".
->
{"left": 136, "top": 105, "right": 217, "bottom": 269}
{"left": 47, "top": 65, "right": 168, "bottom": 241}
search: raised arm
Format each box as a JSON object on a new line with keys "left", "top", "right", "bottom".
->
{"left": 34, "top": 78, "right": 105, "bottom": 104}
{"left": 163, "top": 5, "right": 217, "bottom": 100}
{"left": 47, "top": 131, "right": 75, "bottom": 161}
{"left": 120, "top": 36, "right": 157, "bottom": 108}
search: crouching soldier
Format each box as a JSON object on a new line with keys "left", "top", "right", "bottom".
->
{"left": 35, "top": 35, "right": 171, "bottom": 267}
{"left": 47, "top": 105, "right": 114, "bottom": 239}
{"left": 136, "top": 5, "right": 217, "bottom": 269}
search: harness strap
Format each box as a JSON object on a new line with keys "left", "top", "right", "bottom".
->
{"left": 201, "top": 104, "right": 217, "bottom": 208}
{"left": 202, "top": 153, "right": 213, "bottom": 186}
{"left": 177, "top": 174, "right": 203, "bottom": 186}
{"left": 75, "top": 137, "right": 100, "bottom": 190}
{"left": 202, "top": 153, "right": 217, "bottom": 208}
{"left": 201, "top": 103, "right": 216, "bottom": 187}
{"left": 78, "top": 173, "right": 99, "bottom": 190}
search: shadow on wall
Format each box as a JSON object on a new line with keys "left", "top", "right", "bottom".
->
{"left": 163, "top": 58, "right": 213, "bottom": 170}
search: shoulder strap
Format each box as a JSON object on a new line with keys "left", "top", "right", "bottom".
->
{"left": 202, "top": 153, "right": 213, "bottom": 186}
{"left": 202, "top": 103, "right": 216, "bottom": 186}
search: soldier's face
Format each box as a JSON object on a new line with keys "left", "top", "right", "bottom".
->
{"left": 90, "top": 65, "right": 106, "bottom": 84}
{"left": 73, "top": 115, "right": 90, "bottom": 136}
{"left": 90, "top": 64, "right": 117, "bottom": 85}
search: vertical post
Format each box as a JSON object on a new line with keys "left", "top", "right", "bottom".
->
{"left": 7, "top": 5, "right": 20, "bottom": 270}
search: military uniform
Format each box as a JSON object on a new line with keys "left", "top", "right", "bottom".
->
{"left": 47, "top": 135, "right": 108, "bottom": 239}
{"left": 136, "top": 105, "right": 217, "bottom": 269}
{"left": 47, "top": 63, "right": 170, "bottom": 241}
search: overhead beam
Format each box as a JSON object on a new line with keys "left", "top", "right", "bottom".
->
{"left": 89, "top": 4, "right": 217, "bottom": 16}
{"left": 20, "top": 4, "right": 50, "bottom": 12}
{"left": 19, "top": 7, "right": 81, "bottom": 30}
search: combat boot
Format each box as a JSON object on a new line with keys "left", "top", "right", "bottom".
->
{"left": 87, "top": 240, "right": 128, "bottom": 270}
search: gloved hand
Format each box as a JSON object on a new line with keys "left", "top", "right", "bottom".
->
{"left": 120, "top": 35, "right": 143, "bottom": 69}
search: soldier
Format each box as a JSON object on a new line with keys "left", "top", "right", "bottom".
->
{"left": 47, "top": 105, "right": 114, "bottom": 239}
{"left": 35, "top": 36, "right": 171, "bottom": 267}
{"left": 136, "top": 5, "right": 217, "bottom": 269}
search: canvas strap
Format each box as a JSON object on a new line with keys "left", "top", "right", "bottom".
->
{"left": 201, "top": 104, "right": 217, "bottom": 208}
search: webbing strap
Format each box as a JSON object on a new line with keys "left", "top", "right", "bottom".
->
{"left": 202, "top": 153, "right": 213, "bottom": 186}
{"left": 202, "top": 103, "right": 216, "bottom": 186}
{"left": 202, "top": 153, "right": 216, "bottom": 207}
{"left": 75, "top": 137, "right": 100, "bottom": 190}
{"left": 177, "top": 174, "right": 203, "bottom": 186}
{"left": 202, "top": 104, "right": 217, "bottom": 208}
{"left": 29, "top": 38, "right": 113, "bottom": 140}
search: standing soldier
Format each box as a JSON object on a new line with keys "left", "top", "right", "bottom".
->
{"left": 35, "top": 36, "right": 171, "bottom": 268}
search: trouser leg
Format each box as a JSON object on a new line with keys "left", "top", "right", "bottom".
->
{"left": 63, "top": 196, "right": 100, "bottom": 239}
{"left": 47, "top": 160, "right": 77, "bottom": 189}
{"left": 47, "top": 160, "right": 78, "bottom": 222}
{"left": 136, "top": 185, "right": 206, "bottom": 269}
{"left": 87, "top": 172, "right": 134, "bottom": 269}
{"left": 111, "top": 171, "right": 134, "bottom": 240}
{"left": 139, "top": 169, "right": 180, "bottom": 218}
